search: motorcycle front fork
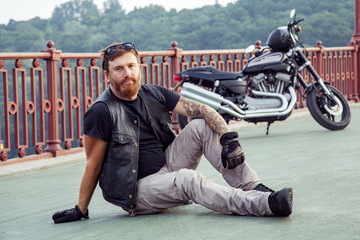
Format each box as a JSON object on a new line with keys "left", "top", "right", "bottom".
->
{"left": 295, "top": 48, "right": 334, "bottom": 99}
{"left": 297, "top": 72, "right": 337, "bottom": 107}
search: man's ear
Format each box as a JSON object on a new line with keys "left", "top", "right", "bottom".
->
{"left": 103, "top": 70, "right": 110, "bottom": 83}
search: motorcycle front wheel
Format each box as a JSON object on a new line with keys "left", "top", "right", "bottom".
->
{"left": 306, "top": 84, "right": 351, "bottom": 130}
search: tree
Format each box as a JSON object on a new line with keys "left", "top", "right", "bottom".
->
{"left": 0, "top": 28, "right": 13, "bottom": 52}
{"left": 51, "top": 0, "right": 100, "bottom": 29}
{"left": 103, "top": 0, "right": 125, "bottom": 17}
{"left": 13, "top": 22, "right": 45, "bottom": 52}
{"left": 0, "top": 0, "right": 355, "bottom": 52}
{"left": 304, "top": 11, "right": 354, "bottom": 47}
{"left": 57, "top": 21, "right": 91, "bottom": 52}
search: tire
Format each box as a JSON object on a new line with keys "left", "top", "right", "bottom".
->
{"left": 306, "top": 84, "right": 351, "bottom": 130}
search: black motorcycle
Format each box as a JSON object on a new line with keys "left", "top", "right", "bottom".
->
{"left": 174, "top": 9, "right": 351, "bottom": 134}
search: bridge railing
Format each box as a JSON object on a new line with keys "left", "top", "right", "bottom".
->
{"left": 0, "top": 40, "right": 359, "bottom": 162}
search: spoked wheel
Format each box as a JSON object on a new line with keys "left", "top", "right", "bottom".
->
{"left": 306, "top": 84, "right": 351, "bottom": 130}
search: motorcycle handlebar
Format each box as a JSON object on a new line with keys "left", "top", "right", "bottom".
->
{"left": 298, "top": 19, "right": 304, "bottom": 22}
{"left": 288, "top": 18, "right": 304, "bottom": 28}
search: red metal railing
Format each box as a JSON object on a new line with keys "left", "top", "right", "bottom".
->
{"left": 0, "top": 40, "right": 359, "bottom": 162}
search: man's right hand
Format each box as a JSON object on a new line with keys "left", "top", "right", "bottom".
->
{"left": 220, "top": 132, "right": 245, "bottom": 169}
{"left": 52, "top": 205, "right": 89, "bottom": 224}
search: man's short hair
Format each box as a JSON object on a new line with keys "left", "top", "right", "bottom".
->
{"left": 100, "top": 42, "right": 139, "bottom": 71}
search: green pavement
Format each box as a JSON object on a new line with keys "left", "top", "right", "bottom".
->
{"left": 1, "top": 105, "right": 360, "bottom": 240}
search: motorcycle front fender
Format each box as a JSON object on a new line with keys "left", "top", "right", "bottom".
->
{"left": 304, "top": 81, "right": 331, "bottom": 96}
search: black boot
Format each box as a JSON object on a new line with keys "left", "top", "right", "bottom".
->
{"left": 254, "top": 183, "right": 275, "bottom": 192}
{"left": 183, "top": 200, "right": 193, "bottom": 205}
{"left": 268, "top": 188, "right": 293, "bottom": 216}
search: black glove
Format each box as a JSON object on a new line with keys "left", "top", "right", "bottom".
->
{"left": 220, "top": 132, "right": 245, "bottom": 169}
{"left": 52, "top": 205, "right": 89, "bottom": 224}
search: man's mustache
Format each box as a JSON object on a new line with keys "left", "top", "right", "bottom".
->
{"left": 122, "top": 77, "right": 137, "bottom": 83}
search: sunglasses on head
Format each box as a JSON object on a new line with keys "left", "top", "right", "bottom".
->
{"left": 105, "top": 42, "right": 137, "bottom": 55}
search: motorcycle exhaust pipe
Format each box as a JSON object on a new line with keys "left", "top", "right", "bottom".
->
{"left": 180, "top": 82, "right": 296, "bottom": 119}
{"left": 179, "top": 83, "right": 224, "bottom": 109}
{"left": 180, "top": 82, "right": 277, "bottom": 117}
{"left": 244, "top": 87, "right": 297, "bottom": 119}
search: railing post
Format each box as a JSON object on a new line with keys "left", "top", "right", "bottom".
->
{"left": 350, "top": 0, "right": 360, "bottom": 45}
{"left": 349, "top": 0, "right": 360, "bottom": 101}
{"left": 169, "top": 41, "right": 183, "bottom": 88}
{"left": 315, "top": 41, "right": 325, "bottom": 79}
{"left": 255, "top": 40, "right": 262, "bottom": 49}
{"left": 169, "top": 41, "right": 183, "bottom": 133}
{"left": 42, "top": 41, "right": 63, "bottom": 156}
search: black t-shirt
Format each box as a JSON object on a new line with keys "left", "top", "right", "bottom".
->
{"left": 83, "top": 86, "right": 180, "bottom": 179}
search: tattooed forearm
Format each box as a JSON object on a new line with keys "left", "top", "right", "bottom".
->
{"left": 200, "top": 105, "right": 230, "bottom": 136}
{"left": 180, "top": 97, "right": 230, "bottom": 136}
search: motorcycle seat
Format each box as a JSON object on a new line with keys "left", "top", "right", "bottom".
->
{"left": 183, "top": 66, "right": 241, "bottom": 81}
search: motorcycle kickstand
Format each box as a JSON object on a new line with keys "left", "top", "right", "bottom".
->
{"left": 266, "top": 122, "right": 273, "bottom": 135}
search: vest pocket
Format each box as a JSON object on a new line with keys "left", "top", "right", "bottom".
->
{"left": 112, "top": 133, "right": 134, "bottom": 144}
{"left": 99, "top": 133, "right": 138, "bottom": 207}
{"left": 107, "top": 133, "right": 137, "bottom": 163}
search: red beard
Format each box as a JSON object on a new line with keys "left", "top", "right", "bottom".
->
{"left": 113, "top": 77, "right": 141, "bottom": 99}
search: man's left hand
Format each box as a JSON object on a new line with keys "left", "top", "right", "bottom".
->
{"left": 220, "top": 132, "right": 245, "bottom": 169}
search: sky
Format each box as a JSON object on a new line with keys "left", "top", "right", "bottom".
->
{"left": 0, "top": 0, "right": 237, "bottom": 25}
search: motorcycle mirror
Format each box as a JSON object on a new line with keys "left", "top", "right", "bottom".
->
{"left": 290, "top": 9, "right": 296, "bottom": 19}
{"left": 245, "top": 45, "right": 255, "bottom": 54}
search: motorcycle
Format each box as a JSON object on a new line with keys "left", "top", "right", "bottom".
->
{"left": 174, "top": 9, "right": 351, "bottom": 134}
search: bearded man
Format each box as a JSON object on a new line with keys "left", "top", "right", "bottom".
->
{"left": 52, "top": 42, "right": 293, "bottom": 223}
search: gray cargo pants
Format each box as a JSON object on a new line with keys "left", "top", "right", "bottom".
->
{"left": 133, "top": 119, "right": 273, "bottom": 216}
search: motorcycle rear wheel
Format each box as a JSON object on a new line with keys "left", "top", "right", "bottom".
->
{"left": 306, "top": 84, "right": 351, "bottom": 130}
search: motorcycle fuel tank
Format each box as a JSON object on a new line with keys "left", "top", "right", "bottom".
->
{"left": 243, "top": 52, "right": 289, "bottom": 74}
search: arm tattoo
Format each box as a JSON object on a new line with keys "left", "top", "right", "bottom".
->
{"left": 201, "top": 105, "right": 229, "bottom": 136}
{"left": 180, "top": 98, "right": 229, "bottom": 135}
{"left": 181, "top": 97, "right": 202, "bottom": 117}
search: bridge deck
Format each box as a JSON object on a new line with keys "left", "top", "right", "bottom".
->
{"left": 1, "top": 105, "right": 359, "bottom": 240}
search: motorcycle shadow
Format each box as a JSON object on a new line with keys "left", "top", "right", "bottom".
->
{"left": 234, "top": 117, "right": 334, "bottom": 140}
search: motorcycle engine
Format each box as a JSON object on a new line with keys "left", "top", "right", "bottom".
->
{"left": 249, "top": 72, "right": 291, "bottom": 94}
{"left": 236, "top": 72, "right": 292, "bottom": 111}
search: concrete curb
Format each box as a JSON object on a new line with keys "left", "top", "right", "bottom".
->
{"left": 0, "top": 152, "right": 86, "bottom": 177}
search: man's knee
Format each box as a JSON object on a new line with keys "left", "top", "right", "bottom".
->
{"left": 183, "top": 119, "right": 215, "bottom": 140}
{"left": 175, "top": 169, "right": 202, "bottom": 189}
{"left": 184, "top": 119, "right": 206, "bottom": 132}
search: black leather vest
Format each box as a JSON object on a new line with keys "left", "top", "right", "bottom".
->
{"left": 94, "top": 85, "right": 176, "bottom": 209}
